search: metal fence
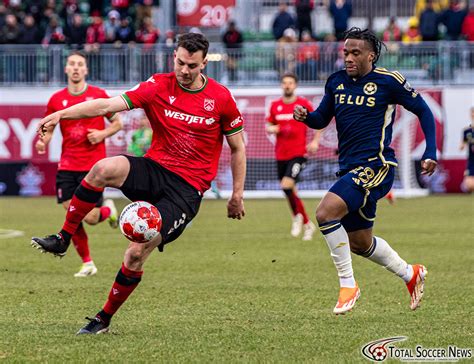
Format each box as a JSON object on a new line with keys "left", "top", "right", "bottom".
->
{"left": 0, "top": 42, "right": 473, "bottom": 87}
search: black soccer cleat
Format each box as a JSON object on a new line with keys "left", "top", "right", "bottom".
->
{"left": 76, "top": 316, "right": 110, "bottom": 335}
{"left": 30, "top": 234, "right": 69, "bottom": 257}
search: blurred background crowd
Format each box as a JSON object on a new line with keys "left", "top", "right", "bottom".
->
{"left": 0, "top": 0, "right": 473, "bottom": 85}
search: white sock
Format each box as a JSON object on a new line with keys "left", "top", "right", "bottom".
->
{"left": 366, "top": 236, "right": 413, "bottom": 282}
{"left": 319, "top": 220, "right": 356, "bottom": 288}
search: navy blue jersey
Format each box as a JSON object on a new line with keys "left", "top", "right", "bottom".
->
{"left": 463, "top": 126, "right": 474, "bottom": 165}
{"left": 305, "top": 67, "right": 437, "bottom": 171}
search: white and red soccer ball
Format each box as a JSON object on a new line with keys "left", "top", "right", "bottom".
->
{"left": 119, "top": 201, "right": 162, "bottom": 243}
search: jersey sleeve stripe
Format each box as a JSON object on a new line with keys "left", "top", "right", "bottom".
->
{"left": 224, "top": 125, "right": 243, "bottom": 136}
{"left": 374, "top": 69, "right": 405, "bottom": 84}
{"left": 121, "top": 94, "right": 134, "bottom": 110}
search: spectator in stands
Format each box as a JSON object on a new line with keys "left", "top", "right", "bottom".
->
{"left": 329, "top": 0, "right": 352, "bottom": 41}
{"left": 419, "top": 0, "right": 440, "bottom": 41}
{"left": 59, "top": 0, "right": 79, "bottom": 34}
{"left": 414, "top": 0, "right": 449, "bottom": 17}
{"left": 0, "top": 5, "right": 7, "bottom": 29}
{"left": 0, "top": 13, "right": 21, "bottom": 44}
{"left": 439, "top": 0, "right": 468, "bottom": 40}
{"left": 42, "top": 15, "right": 65, "bottom": 45}
{"left": 105, "top": 9, "right": 120, "bottom": 43}
{"left": 25, "top": 0, "right": 43, "bottom": 25}
{"left": 136, "top": 16, "right": 159, "bottom": 47}
{"left": 275, "top": 27, "right": 298, "bottom": 77}
{"left": 89, "top": 0, "right": 104, "bottom": 17}
{"left": 382, "top": 16, "right": 402, "bottom": 42}
{"left": 222, "top": 20, "right": 243, "bottom": 82}
{"left": 18, "top": 14, "right": 40, "bottom": 82}
{"left": 402, "top": 16, "right": 422, "bottom": 43}
{"left": 111, "top": 0, "right": 131, "bottom": 19}
{"left": 115, "top": 15, "right": 135, "bottom": 44}
{"left": 136, "top": 16, "right": 159, "bottom": 79}
{"left": 272, "top": 2, "right": 296, "bottom": 40}
{"left": 296, "top": 30, "right": 319, "bottom": 81}
{"left": 135, "top": 0, "right": 153, "bottom": 29}
{"left": 86, "top": 15, "right": 106, "bottom": 46}
{"left": 66, "top": 13, "right": 87, "bottom": 47}
{"left": 295, "top": 0, "right": 315, "bottom": 41}
{"left": 18, "top": 14, "right": 41, "bottom": 44}
{"left": 461, "top": 3, "right": 474, "bottom": 41}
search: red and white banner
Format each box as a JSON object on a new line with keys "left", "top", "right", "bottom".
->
{"left": 177, "top": 0, "right": 235, "bottom": 27}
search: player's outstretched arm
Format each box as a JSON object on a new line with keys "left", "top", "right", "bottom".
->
{"left": 226, "top": 132, "right": 246, "bottom": 220}
{"left": 37, "top": 96, "right": 128, "bottom": 136}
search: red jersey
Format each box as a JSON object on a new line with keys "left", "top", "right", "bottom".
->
{"left": 122, "top": 72, "right": 243, "bottom": 193}
{"left": 46, "top": 85, "right": 113, "bottom": 171}
{"left": 266, "top": 96, "right": 314, "bottom": 161}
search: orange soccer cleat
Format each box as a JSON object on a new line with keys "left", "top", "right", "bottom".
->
{"left": 333, "top": 283, "right": 361, "bottom": 315}
{"left": 406, "top": 264, "right": 427, "bottom": 310}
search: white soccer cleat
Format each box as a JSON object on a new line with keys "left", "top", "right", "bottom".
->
{"left": 291, "top": 213, "right": 303, "bottom": 237}
{"left": 302, "top": 221, "right": 316, "bottom": 241}
{"left": 406, "top": 264, "right": 427, "bottom": 310}
{"left": 74, "top": 261, "right": 98, "bottom": 278}
{"left": 103, "top": 199, "right": 118, "bottom": 229}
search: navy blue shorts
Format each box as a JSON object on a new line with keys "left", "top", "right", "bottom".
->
{"left": 329, "top": 162, "right": 394, "bottom": 232}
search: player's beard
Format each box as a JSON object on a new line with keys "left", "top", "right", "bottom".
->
{"left": 283, "top": 89, "right": 294, "bottom": 98}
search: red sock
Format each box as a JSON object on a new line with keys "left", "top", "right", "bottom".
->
{"left": 99, "top": 206, "right": 111, "bottom": 222}
{"left": 62, "top": 180, "right": 104, "bottom": 235}
{"left": 293, "top": 193, "right": 309, "bottom": 224}
{"left": 103, "top": 263, "right": 143, "bottom": 316}
{"left": 72, "top": 223, "right": 92, "bottom": 263}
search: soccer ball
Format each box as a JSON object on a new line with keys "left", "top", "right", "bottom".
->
{"left": 119, "top": 201, "right": 162, "bottom": 243}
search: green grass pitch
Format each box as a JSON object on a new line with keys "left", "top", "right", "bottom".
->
{"left": 0, "top": 196, "right": 472, "bottom": 362}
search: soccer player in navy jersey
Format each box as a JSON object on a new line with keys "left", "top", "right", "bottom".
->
{"left": 294, "top": 28, "right": 437, "bottom": 314}
{"left": 31, "top": 33, "right": 246, "bottom": 334}
{"left": 460, "top": 107, "right": 474, "bottom": 193}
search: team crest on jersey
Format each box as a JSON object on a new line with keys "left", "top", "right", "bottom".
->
{"left": 204, "top": 98, "right": 215, "bottom": 111}
{"left": 363, "top": 82, "right": 377, "bottom": 95}
{"left": 277, "top": 105, "right": 283, "bottom": 112}
{"left": 62, "top": 100, "right": 68, "bottom": 107}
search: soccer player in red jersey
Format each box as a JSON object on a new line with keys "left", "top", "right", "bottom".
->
{"left": 266, "top": 73, "right": 321, "bottom": 241}
{"left": 32, "top": 33, "right": 246, "bottom": 334}
{"left": 35, "top": 51, "right": 122, "bottom": 278}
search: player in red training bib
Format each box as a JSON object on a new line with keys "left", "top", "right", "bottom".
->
{"left": 34, "top": 51, "right": 122, "bottom": 277}
{"left": 266, "top": 73, "right": 321, "bottom": 241}
{"left": 32, "top": 33, "right": 246, "bottom": 334}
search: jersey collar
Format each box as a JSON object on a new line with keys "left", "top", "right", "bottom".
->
{"left": 68, "top": 83, "right": 88, "bottom": 96}
{"left": 177, "top": 74, "right": 208, "bottom": 94}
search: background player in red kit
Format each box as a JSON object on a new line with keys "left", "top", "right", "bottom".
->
{"left": 35, "top": 51, "right": 122, "bottom": 277}
{"left": 32, "top": 33, "right": 246, "bottom": 334}
{"left": 266, "top": 73, "right": 321, "bottom": 241}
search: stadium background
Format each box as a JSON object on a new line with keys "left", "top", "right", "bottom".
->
{"left": 0, "top": 0, "right": 473, "bottom": 196}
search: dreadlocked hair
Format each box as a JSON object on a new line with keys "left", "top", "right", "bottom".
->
{"left": 343, "top": 27, "right": 386, "bottom": 64}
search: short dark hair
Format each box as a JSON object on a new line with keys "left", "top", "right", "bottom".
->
{"left": 176, "top": 33, "right": 209, "bottom": 58}
{"left": 67, "top": 50, "right": 87, "bottom": 64}
{"left": 281, "top": 72, "right": 298, "bottom": 83}
{"left": 343, "top": 27, "right": 386, "bottom": 64}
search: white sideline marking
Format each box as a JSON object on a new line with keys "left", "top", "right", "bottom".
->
{"left": 0, "top": 229, "right": 25, "bottom": 239}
